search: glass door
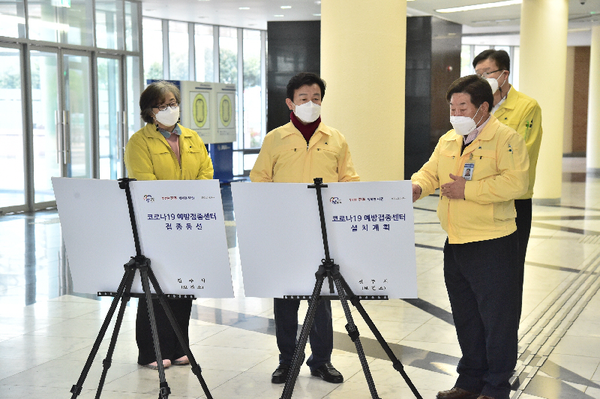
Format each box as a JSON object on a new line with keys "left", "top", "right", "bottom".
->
{"left": 62, "top": 51, "right": 93, "bottom": 179}
{"left": 30, "top": 49, "right": 93, "bottom": 206}
{"left": 0, "top": 46, "right": 25, "bottom": 210}
{"left": 30, "top": 49, "right": 60, "bottom": 205}
{"left": 97, "top": 56, "right": 124, "bottom": 179}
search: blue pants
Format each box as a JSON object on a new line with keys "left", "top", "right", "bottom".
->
{"left": 273, "top": 297, "right": 333, "bottom": 369}
{"left": 444, "top": 232, "right": 521, "bottom": 399}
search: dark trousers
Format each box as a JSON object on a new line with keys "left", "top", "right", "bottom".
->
{"left": 136, "top": 297, "right": 192, "bottom": 365}
{"left": 444, "top": 232, "right": 521, "bottom": 399}
{"left": 273, "top": 297, "right": 333, "bottom": 369}
{"left": 515, "top": 198, "right": 532, "bottom": 320}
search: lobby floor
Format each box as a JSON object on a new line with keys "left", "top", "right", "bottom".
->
{"left": 1, "top": 157, "right": 599, "bottom": 399}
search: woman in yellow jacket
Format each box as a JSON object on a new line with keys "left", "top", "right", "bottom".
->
{"left": 125, "top": 80, "right": 214, "bottom": 370}
{"left": 411, "top": 75, "right": 529, "bottom": 399}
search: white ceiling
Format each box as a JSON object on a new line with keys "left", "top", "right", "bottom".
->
{"left": 139, "top": 0, "right": 600, "bottom": 42}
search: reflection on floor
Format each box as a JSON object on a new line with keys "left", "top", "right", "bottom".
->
{"left": 1, "top": 157, "right": 599, "bottom": 398}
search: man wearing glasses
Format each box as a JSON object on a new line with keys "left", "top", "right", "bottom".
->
{"left": 473, "top": 49, "right": 543, "bottom": 321}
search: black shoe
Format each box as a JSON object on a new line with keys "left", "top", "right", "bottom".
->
{"left": 310, "top": 362, "right": 343, "bottom": 383}
{"left": 271, "top": 364, "right": 289, "bottom": 384}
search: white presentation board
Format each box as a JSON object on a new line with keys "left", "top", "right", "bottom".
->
{"left": 231, "top": 181, "right": 418, "bottom": 299}
{"left": 52, "top": 178, "right": 234, "bottom": 298}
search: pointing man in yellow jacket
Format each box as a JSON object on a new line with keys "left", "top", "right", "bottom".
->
{"left": 412, "top": 75, "right": 529, "bottom": 399}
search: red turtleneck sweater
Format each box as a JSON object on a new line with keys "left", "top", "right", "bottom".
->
{"left": 290, "top": 111, "right": 321, "bottom": 143}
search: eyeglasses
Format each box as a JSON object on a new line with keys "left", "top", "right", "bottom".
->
{"left": 477, "top": 69, "right": 503, "bottom": 79}
{"left": 153, "top": 101, "right": 178, "bottom": 111}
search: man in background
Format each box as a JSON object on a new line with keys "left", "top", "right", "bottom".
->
{"left": 473, "top": 50, "right": 543, "bottom": 317}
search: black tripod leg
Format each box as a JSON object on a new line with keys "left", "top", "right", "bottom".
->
{"left": 145, "top": 267, "right": 213, "bottom": 399}
{"left": 139, "top": 266, "right": 171, "bottom": 399}
{"left": 339, "top": 277, "right": 423, "bottom": 399}
{"left": 279, "top": 272, "right": 327, "bottom": 399}
{"left": 70, "top": 264, "right": 137, "bottom": 399}
{"left": 332, "top": 275, "right": 381, "bottom": 399}
{"left": 94, "top": 268, "right": 137, "bottom": 399}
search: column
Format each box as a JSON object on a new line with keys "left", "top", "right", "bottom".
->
{"left": 320, "top": 0, "right": 406, "bottom": 181}
{"left": 586, "top": 26, "right": 600, "bottom": 174}
{"left": 519, "top": 0, "right": 569, "bottom": 203}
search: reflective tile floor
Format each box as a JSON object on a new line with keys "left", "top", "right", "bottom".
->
{"left": 1, "top": 157, "right": 599, "bottom": 398}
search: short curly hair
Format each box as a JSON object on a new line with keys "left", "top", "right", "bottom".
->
{"left": 139, "top": 81, "right": 181, "bottom": 124}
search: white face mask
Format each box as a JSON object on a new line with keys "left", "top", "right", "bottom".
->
{"left": 486, "top": 70, "right": 506, "bottom": 94}
{"left": 450, "top": 105, "right": 482, "bottom": 136}
{"left": 293, "top": 101, "right": 321, "bottom": 123}
{"left": 155, "top": 105, "right": 180, "bottom": 127}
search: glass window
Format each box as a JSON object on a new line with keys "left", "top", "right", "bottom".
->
{"left": 125, "top": 1, "right": 140, "bottom": 52}
{"left": 28, "top": 2, "right": 61, "bottom": 43}
{"left": 460, "top": 45, "right": 472, "bottom": 77}
{"left": 242, "top": 29, "right": 263, "bottom": 150}
{"left": 473, "top": 45, "right": 490, "bottom": 63}
{"left": 0, "top": 1, "right": 25, "bottom": 38}
{"left": 0, "top": 47, "right": 24, "bottom": 208}
{"left": 28, "top": 0, "right": 94, "bottom": 46}
{"left": 219, "top": 27, "right": 238, "bottom": 84}
{"left": 143, "top": 18, "right": 163, "bottom": 81}
{"left": 512, "top": 47, "right": 520, "bottom": 90}
{"left": 127, "top": 55, "right": 142, "bottom": 138}
{"left": 95, "top": 0, "right": 124, "bottom": 50}
{"left": 64, "top": 0, "right": 94, "bottom": 46}
{"left": 195, "top": 24, "right": 214, "bottom": 82}
{"left": 169, "top": 20, "right": 189, "bottom": 80}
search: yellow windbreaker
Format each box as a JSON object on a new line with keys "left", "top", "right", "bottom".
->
{"left": 124, "top": 123, "right": 214, "bottom": 181}
{"left": 250, "top": 121, "right": 359, "bottom": 183}
{"left": 411, "top": 115, "right": 529, "bottom": 244}
{"left": 494, "top": 87, "right": 542, "bottom": 199}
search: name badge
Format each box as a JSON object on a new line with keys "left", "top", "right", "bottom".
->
{"left": 463, "top": 163, "right": 474, "bottom": 181}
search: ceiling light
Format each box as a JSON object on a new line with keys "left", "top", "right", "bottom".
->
{"left": 281, "top": 6, "right": 292, "bottom": 9}
{"left": 313, "top": 13, "right": 321, "bottom": 16}
{"left": 239, "top": 6, "right": 250, "bottom": 10}
{"left": 436, "top": 0, "right": 521, "bottom": 14}
{"left": 274, "top": 14, "right": 284, "bottom": 17}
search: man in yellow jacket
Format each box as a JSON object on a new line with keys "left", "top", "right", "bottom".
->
{"left": 473, "top": 49, "right": 543, "bottom": 313}
{"left": 250, "top": 72, "right": 359, "bottom": 385}
{"left": 412, "top": 75, "right": 529, "bottom": 399}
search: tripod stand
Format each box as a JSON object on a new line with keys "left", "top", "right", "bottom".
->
{"left": 279, "top": 178, "right": 423, "bottom": 399}
{"left": 69, "top": 178, "right": 213, "bottom": 399}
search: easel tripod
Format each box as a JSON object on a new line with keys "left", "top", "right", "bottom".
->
{"left": 279, "top": 178, "right": 423, "bottom": 399}
{"left": 69, "top": 178, "right": 213, "bottom": 399}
